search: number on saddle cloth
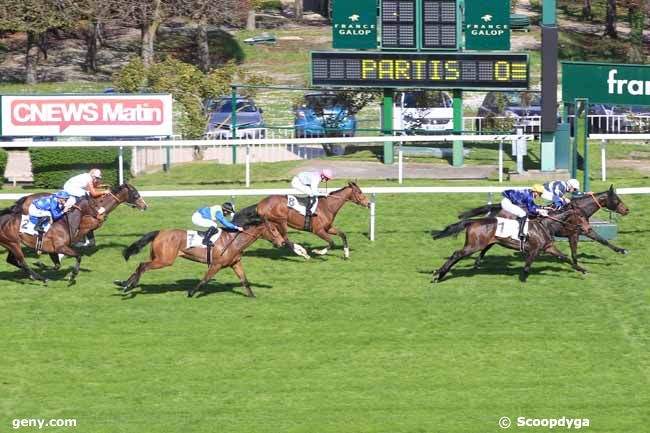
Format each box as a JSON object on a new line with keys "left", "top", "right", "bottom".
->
{"left": 287, "top": 195, "right": 318, "bottom": 216}
{"left": 20, "top": 215, "right": 49, "bottom": 236}
{"left": 186, "top": 229, "right": 222, "bottom": 249}
{"left": 494, "top": 217, "right": 529, "bottom": 240}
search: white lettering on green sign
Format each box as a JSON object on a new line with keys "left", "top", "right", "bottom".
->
{"left": 607, "top": 69, "right": 650, "bottom": 96}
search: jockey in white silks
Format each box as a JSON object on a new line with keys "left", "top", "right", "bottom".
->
{"left": 290, "top": 168, "right": 334, "bottom": 231}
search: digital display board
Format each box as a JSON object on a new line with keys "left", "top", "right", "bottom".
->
{"left": 421, "top": 0, "right": 458, "bottom": 49}
{"left": 311, "top": 51, "right": 529, "bottom": 89}
{"left": 381, "top": 0, "right": 416, "bottom": 49}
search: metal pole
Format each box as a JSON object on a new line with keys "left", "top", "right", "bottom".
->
{"left": 398, "top": 145, "right": 403, "bottom": 184}
{"left": 498, "top": 140, "right": 504, "bottom": 183}
{"left": 452, "top": 89, "right": 464, "bottom": 167}
{"left": 369, "top": 193, "right": 376, "bottom": 241}
{"left": 601, "top": 138, "right": 606, "bottom": 182}
{"left": 165, "top": 144, "right": 171, "bottom": 172}
{"left": 382, "top": 89, "right": 394, "bottom": 164}
{"left": 516, "top": 128, "right": 524, "bottom": 174}
{"left": 118, "top": 146, "right": 124, "bottom": 185}
{"left": 231, "top": 88, "right": 238, "bottom": 165}
{"left": 245, "top": 144, "right": 251, "bottom": 188}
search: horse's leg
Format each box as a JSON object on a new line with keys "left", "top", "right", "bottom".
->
{"left": 188, "top": 262, "right": 223, "bottom": 298}
{"left": 231, "top": 259, "right": 254, "bottom": 298}
{"left": 433, "top": 244, "right": 483, "bottom": 283}
{"left": 3, "top": 242, "right": 47, "bottom": 283}
{"left": 312, "top": 228, "right": 335, "bottom": 257}
{"left": 119, "top": 258, "right": 173, "bottom": 292}
{"left": 544, "top": 244, "right": 588, "bottom": 274}
{"left": 583, "top": 228, "right": 628, "bottom": 255}
{"left": 473, "top": 243, "right": 495, "bottom": 269}
{"left": 277, "top": 220, "right": 309, "bottom": 260}
{"left": 520, "top": 247, "right": 542, "bottom": 282}
{"left": 54, "top": 245, "right": 82, "bottom": 284}
{"left": 568, "top": 234, "right": 579, "bottom": 265}
{"left": 35, "top": 253, "right": 62, "bottom": 271}
{"left": 327, "top": 226, "right": 349, "bottom": 258}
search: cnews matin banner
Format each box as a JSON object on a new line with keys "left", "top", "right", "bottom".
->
{"left": 1, "top": 94, "right": 173, "bottom": 137}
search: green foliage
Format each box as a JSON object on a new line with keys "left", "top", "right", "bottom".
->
{"left": 253, "top": 0, "right": 283, "bottom": 10}
{"left": 112, "top": 57, "right": 147, "bottom": 93}
{"left": 483, "top": 92, "right": 516, "bottom": 132}
{"left": 29, "top": 147, "right": 130, "bottom": 188}
{"left": 0, "top": 148, "right": 7, "bottom": 187}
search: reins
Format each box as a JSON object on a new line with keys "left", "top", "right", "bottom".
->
{"left": 218, "top": 229, "right": 256, "bottom": 256}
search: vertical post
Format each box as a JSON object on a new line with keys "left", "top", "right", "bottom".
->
{"left": 515, "top": 128, "right": 525, "bottom": 174}
{"left": 487, "top": 192, "right": 493, "bottom": 205}
{"left": 369, "top": 192, "right": 376, "bottom": 241}
{"left": 131, "top": 146, "right": 138, "bottom": 176}
{"left": 498, "top": 140, "right": 504, "bottom": 183}
{"left": 574, "top": 98, "right": 589, "bottom": 191}
{"left": 601, "top": 138, "right": 606, "bottom": 182}
{"left": 245, "top": 144, "right": 251, "bottom": 188}
{"left": 118, "top": 145, "right": 124, "bottom": 185}
{"left": 382, "top": 89, "right": 394, "bottom": 164}
{"left": 541, "top": 0, "right": 558, "bottom": 171}
{"left": 164, "top": 144, "right": 171, "bottom": 172}
{"left": 398, "top": 145, "right": 403, "bottom": 184}
{"left": 231, "top": 88, "right": 238, "bottom": 165}
{"left": 452, "top": 89, "right": 463, "bottom": 167}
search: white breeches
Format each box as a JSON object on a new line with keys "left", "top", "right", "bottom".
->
{"left": 64, "top": 185, "right": 88, "bottom": 198}
{"left": 192, "top": 212, "right": 218, "bottom": 228}
{"left": 291, "top": 177, "right": 315, "bottom": 196}
{"left": 28, "top": 204, "right": 50, "bottom": 219}
{"left": 540, "top": 190, "right": 555, "bottom": 202}
{"left": 501, "top": 198, "right": 527, "bottom": 218}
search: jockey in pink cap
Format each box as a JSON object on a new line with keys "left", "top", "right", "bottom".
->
{"left": 290, "top": 168, "right": 334, "bottom": 230}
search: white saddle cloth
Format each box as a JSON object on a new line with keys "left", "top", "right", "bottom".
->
{"left": 495, "top": 217, "right": 529, "bottom": 240}
{"left": 287, "top": 195, "right": 318, "bottom": 216}
{"left": 20, "top": 215, "right": 51, "bottom": 236}
{"left": 186, "top": 229, "right": 221, "bottom": 249}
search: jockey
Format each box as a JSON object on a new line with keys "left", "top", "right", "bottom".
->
{"left": 28, "top": 191, "right": 70, "bottom": 250}
{"left": 192, "top": 202, "right": 243, "bottom": 246}
{"left": 541, "top": 178, "right": 580, "bottom": 208}
{"left": 290, "top": 168, "right": 334, "bottom": 231}
{"left": 501, "top": 184, "right": 549, "bottom": 247}
{"left": 63, "top": 168, "right": 107, "bottom": 247}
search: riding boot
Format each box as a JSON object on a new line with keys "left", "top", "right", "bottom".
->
{"left": 86, "top": 230, "right": 96, "bottom": 248}
{"left": 203, "top": 226, "right": 218, "bottom": 247}
{"left": 304, "top": 197, "right": 313, "bottom": 231}
{"left": 517, "top": 216, "right": 527, "bottom": 252}
{"left": 35, "top": 217, "right": 48, "bottom": 254}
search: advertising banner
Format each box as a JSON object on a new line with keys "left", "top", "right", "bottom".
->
{"left": 562, "top": 61, "right": 650, "bottom": 105}
{"left": 1, "top": 94, "right": 173, "bottom": 137}
{"left": 332, "top": 0, "right": 378, "bottom": 49}
{"left": 464, "top": 0, "right": 510, "bottom": 50}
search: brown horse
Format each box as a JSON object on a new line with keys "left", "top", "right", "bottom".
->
{"left": 0, "top": 199, "right": 104, "bottom": 284}
{"left": 459, "top": 185, "right": 630, "bottom": 267}
{"left": 12, "top": 184, "right": 148, "bottom": 270}
{"left": 115, "top": 220, "right": 286, "bottom": 298}
{"left": 248, "top": 181, "right": 371, "bottom": 259}
{"left": 431, "top": 206, "right": 591, "bottom": 283}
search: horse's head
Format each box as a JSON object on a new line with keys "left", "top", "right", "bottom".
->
{"left": 259, "top": 221, "right": 285, "bottom": 248}
{"left": 566, "top": 208, "right": 591, "bottom": 235}
{"left": 606, "top": 184, "right": 629, "bottom": 216}
{"left": 112, "top": 184, "right": 148, "bottom": 210}
{"left": 347, "top": 181, "right": 371, "bottom": 208}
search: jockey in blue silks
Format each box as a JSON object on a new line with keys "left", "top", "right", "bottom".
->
{"left": 28, "top": 191, "right": 70, "bottom": 251}
{"left": 191, "top": 202, "right": 242, "bottom": 246}
{"left": 541, "top": 179, "right": 580, "bottom": 208}
{"left": 501, "top": 184, "right": 549, "bottom": 247}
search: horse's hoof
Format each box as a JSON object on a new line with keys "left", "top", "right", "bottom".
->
{"left": 432, "top": 277, "right": 440, "bottom": 284}
{"left": 432, "top": 269, "right": 440, "bottom": 275}
{"left": 113, "top": 280, "right": 126, "bottom": 288}
{"left": 42, "top": 279, "right": 49, "bottom": 287}
{"left": 621, "top": 249, "right": 629, "bottom": 255}
{"left": 187, "top": 291, "right": 195, "bottom": 298}
{"left": 122, "top": 286, "right": 132, "bottom": 293}
{"left": 68, "top": 279, "right": 77, "bottom": 286}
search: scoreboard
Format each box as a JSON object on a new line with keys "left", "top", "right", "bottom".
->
{"left": 381, "top": 0, "right": 458, "bottom": 50}
{"left": 311, "top": 51, "right": 529, "bottom": 89}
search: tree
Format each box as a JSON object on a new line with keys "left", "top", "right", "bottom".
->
{"left": 74, "top": 0, "right": 122, "bottom": 72}
{"left": 582, "top": 0, "right": 592, "bottom": 21}
{"left": 604, "top": 0, "right": 617, "bottom": 38}
{"left": 123, "top": 0, "right": 173, "bottom": 69}
{"left": 626, "top": 0, "right": 646, "bottom": 63}
{"left": 0, "top": 0, "right": 76, "bottom": 83}
{"left": 173, "top": 0, "right": 251, "bottom": 73}
{"left": 295, "top": 0, "right": 304, "bottom": 20}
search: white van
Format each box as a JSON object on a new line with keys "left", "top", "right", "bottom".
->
{"left": 393, "top": 91, "right": 453, "bottom": 133}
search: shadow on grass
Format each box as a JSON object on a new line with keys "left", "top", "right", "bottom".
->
{"left": 117, "top": 278, "right": 273, "bottom": 299}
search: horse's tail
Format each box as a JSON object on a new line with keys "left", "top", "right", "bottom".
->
{"left": 0, "top": 196, "right": 27, "bottom": 217}
{"left": 431, "top": 219, "right": 476, "bottom": 240}
{"left": 123, "top": 231, "right": 159, "bottom": 261}
{"left": 232, "top": 204, "right": 264, "bottom": 227}
{"left": 458, "top": 204, "right": 501, "bottom": 220}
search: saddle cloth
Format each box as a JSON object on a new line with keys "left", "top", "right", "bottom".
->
{"left": 186, "top": 229, "right": 222, "bottom": 249}
{"left": 287, "top": 195, "right": 318, "bottom": 216}
{"left": 20, "top": 215, "right": 51, "bottom": 236}
{"left": 495, "top": 217, "right": 529, "bottom": 240}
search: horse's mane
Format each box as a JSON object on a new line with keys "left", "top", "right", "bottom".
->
{"left": 328, "top": 181, "right": 357, "bottom": 196}
{"left": 111, "top": 184, "right": 128, "bottom": 194}
{"left": 232, "top": 204, "right": 264, "bottom": 227}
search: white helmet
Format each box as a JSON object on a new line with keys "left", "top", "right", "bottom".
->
{"left": 567, "top": 178, "right": 580, "bottom": 191}
{"left": 90, "top": 168, "right": 102, "bottom": 179}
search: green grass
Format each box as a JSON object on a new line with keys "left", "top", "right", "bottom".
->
{"left": 0, "top": 185, "right": 649, "bottom": 433}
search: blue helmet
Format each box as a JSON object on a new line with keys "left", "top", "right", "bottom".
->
{"left": 54, "top": 191, "right": 70, "bottom": 199}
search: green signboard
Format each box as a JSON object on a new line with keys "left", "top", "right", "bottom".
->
{"left": 332, "top": 0, "right": 378, "bottom": 49}
{"left": 464, "top": 0, "right": 510, "bottom": 50}
{"left": 562, "top": 61, "right": 650, "bottom": 106}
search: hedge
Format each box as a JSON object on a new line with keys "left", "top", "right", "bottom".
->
{"left": 29, "top": 147, "right": 131, "bottom": 189}
{"left": 0, "top": 149, "right": 7, "bottom": 186}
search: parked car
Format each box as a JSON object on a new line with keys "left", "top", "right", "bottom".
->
{"left": 477, "top": 91, "right": 542, "bottom": 133}
{"left": 205, "top": 96, "right": 266, "bottom": 139}
{"left": 294, "top": 92, "right": 357, "bottom": 139}
{"left": 393, "top": 91, "right": 453, "bottom": 134}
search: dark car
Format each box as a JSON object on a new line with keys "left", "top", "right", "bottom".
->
{"left": 205, "top": 96, "right": 266, "bottom": 139}
{"left": 477, "top": 91, "right": 542, "bottom": 133}
{"left": 294, "top": 92, "right": 357, "bottom": 139}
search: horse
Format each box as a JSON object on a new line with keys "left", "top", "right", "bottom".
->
{"left": 114, "top": 220, "right": 287, "bottom": 298}
{"left": 12, "top": 184, "right": 148, "bottom": 270}
{"left": 457, "top": 185, "right": 629, "bottom": 268}
{"left": 246, "top": 181, "right": 371, "bottom": 259}
{"left": 0, "top": 198, "right": 104, "bottom": 284}
{"left": 431, "top": 206, "right": 592, "bottom": 283}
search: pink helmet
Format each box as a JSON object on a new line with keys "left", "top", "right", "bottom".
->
{"left": 320, "top": 168, "right": 334, "bottom": 180}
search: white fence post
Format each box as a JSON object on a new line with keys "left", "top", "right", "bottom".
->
{"left": 498, "top": 140, "right": 504, "bottom": 183}
{"left": 601, "top": 138, "right": 607, "bottom": 182}
{"left": 369, "top": 193, "right": 376, "bottom": 241}
{"left": 398, "top": 145, "right": 403, "bottom": 184}
{"left": 118, "top": 146, "right": 124, "bottom": 185}
{"left": 245, "top": 144, "right": 251, "bottom": 188}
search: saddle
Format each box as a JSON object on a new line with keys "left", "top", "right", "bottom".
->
{"left": 287, "top": 195, "right": 319, "bottom": 216}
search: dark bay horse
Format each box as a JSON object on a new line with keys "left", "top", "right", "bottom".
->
{"left": 431, "top": 207, "right": 591, "bottom": 283}
{"left": 115, "top": 221, "right": 286, "bottom": 298}
{"left": 248, "top": 181, "right": 371, "bottom": 259}
{"left": 13, "top": 184, "right": 148, "bottom": 270}
{"left": 458, "top": 185, "right": 629, "bottom": 267}
{"left": 0, "top": 199, "right": 104, "bottom": 283}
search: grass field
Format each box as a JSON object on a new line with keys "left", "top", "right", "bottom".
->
{"left": 1, "top": 176, "right": 649, "bottom": 433}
